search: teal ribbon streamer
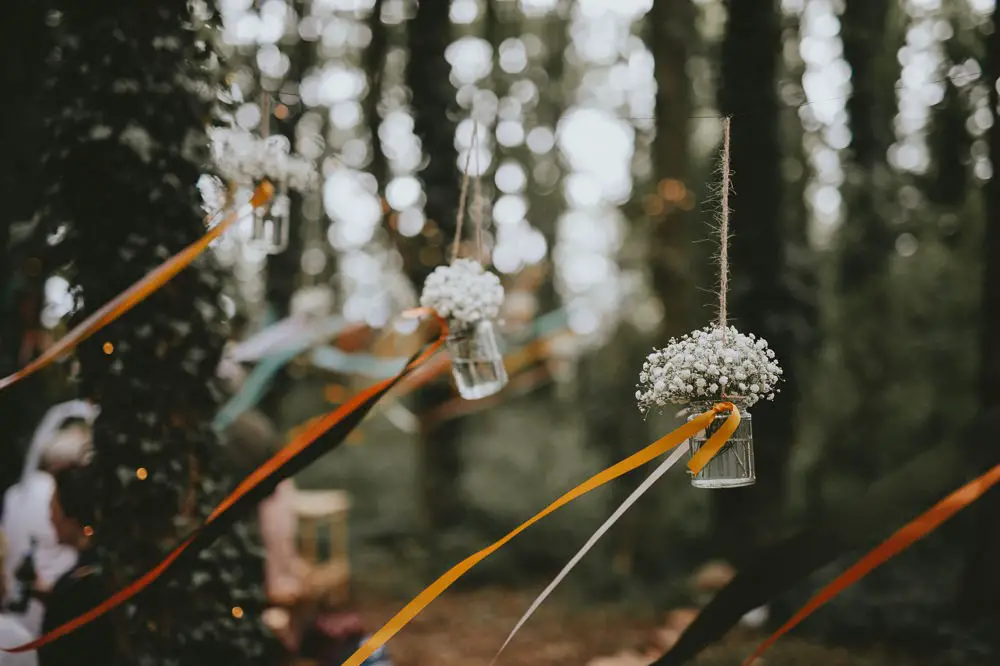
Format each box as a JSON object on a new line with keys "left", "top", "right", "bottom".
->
{"left": 213, "top": 309, "right": 570, "bottom": 433}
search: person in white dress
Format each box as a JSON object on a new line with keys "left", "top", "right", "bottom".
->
{"left": 0, "top": 401, "right": 98, "bottom": 637}
{"left": 0, "top": 533, "right": 38, "bottom": 665}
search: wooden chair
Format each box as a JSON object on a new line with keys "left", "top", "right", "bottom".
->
{"left": 294, "top": 489, "right": 352, "bottom": 609}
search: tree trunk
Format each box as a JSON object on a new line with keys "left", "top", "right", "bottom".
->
{"left": 958, "top": 2, "right": 1000, "bottom": 617}
{"left": 404, "top": 0, "right": 467, "bottom": 560}
{"left": 649, "top": 0, "right": 695, "bottom": 338}
{"left": 714, "top": 0, "right": 803, "bottom": 564}
{"left": 839, "top": 0, "right": 898, "bottom": 285}
{"left": 0, "top": 0, "right": 53, "bottom": 499}
{"left": 265, "top": 0, "right": 315, "bottom": 317}
{"left": 40, "top": 2, "right": 275, "bottom": 662}
{"left": 817, "top": 0, "right": 903, "bottom": 508}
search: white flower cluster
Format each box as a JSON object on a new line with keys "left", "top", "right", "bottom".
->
{"left": 419, "top": 258, "right": 505, "bottom": 327}
{"left": 209, "top": 128, "right": 320, "bottom": 193}
{"left": 636, "top": 324, "right": 782, "bottom": 411}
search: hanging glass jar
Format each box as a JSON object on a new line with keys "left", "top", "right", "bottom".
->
{"left": 686, "top": 402, "right": 755, "bottom": 488}
{"left": 446, "top": 318, "right": 508, "bottom": 400}
{"left": 251, "top": 182, "right": 291, "bottom": 255}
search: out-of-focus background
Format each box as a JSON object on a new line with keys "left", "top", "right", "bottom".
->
{"left": 0, "top": 0, "right": 998, "bottom": 665}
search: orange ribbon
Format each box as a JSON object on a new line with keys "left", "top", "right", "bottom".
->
{"left": 4, "top": 308, "right": 447, "bottom": 654}
{"left": 744, "top": 462, "right": 1000, "bottom": 666}
{"left": 687, "top": 402, "right": 741, "bottom": 475}
{"left": 0, "top": 182, "right": 275, "bottom": 393}
{"left": 341, "top": 402, "right": 740, "bottom": 666}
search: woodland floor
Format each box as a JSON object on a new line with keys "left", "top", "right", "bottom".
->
{"left": 358, "top": 587, "right": 656, "bottom": 666}
{"left": 357, "top": 588, "right": 936, "bottom": 666}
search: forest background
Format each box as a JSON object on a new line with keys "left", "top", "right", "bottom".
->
{"left": 0, "top": 0, "right": 998, "bottom": 664}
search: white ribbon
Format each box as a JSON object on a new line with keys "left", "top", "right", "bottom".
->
{"left": 226, "top": 315, "right": 345, "bottom": 363}
{"left": 490, "top": 440, "right": 692, "bottom": 665}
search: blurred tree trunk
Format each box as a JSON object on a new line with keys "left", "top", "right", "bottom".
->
{"left": 649, "top": 0, "right": 695, "bottom": 337}
{"left": 39, "top": 1, "right": 275, "bottom": 662}
{"left": 838, "top": 0, "right": 898, "bottom": 287}
{"left": 958, "top": 3, "right": 1000, "bottom": 617}
{"left": 0, "top": 0, "right": 53, "bottom": 498}
{"left": 261, "top": 1, "right": 317, "bottom": 423}
{"left": 818, "top": 0, "right": 902, "bottom": 503}
{"left": 403, "top": 0, "right": 467, "bottom": 557}
{"left": 365, "top": 0, "right": 388, "bottom": 190}
{"left": 713, "top": 0, "right": 799, "bottom": 564}
{"left": 609, "top": 0, "right": 696, "bottom": 577}
{"left": 265, "top": 0, "right": 315, "bottom": 318}
{"left": 927, "top": 79, "right": 968, "bottom": 210}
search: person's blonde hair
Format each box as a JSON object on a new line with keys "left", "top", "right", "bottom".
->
{"left": 41, "top": 422, "right": 93, "bottom": 471}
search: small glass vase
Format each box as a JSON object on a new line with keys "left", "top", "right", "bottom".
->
{"left": 251, "top": 185, "right": 291, "bottom": 255}
{"left": 446, "top": 319, "right": 508, "bottom": 400}
{"left": 686, "top": 402, "right": 755, "bottom": 489}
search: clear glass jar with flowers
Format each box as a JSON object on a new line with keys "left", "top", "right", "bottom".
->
{"left": 636, "top": 325, "right": 782, "bottom": 488}
{"left": 420, "top": 258, "right": 508, "bottom": 400}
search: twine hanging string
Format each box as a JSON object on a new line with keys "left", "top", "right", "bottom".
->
{"left": 717, "top": 116, "right": 733, "bottom": 337}
{"left": 473, "top": 141, "right": 486, "bottom": 263}
{"left": 451, "top": 121, "right": 482, "bottom": 263}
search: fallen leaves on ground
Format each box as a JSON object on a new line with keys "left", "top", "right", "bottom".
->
{"left": 358, "top": 587, "right": 656, "bottom": 666}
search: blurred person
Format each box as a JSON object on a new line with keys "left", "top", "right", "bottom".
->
{"left": 224, "top": 410, "right": 304, "bottom": 606}
{"left": 223, "top": 410, "right": 306, "bottom": 653}
{"left": 0, "top": 533, "right": 38, "bottom": 666}
{"left": 222, "top": 411, "right": 392, "bottom": 665}
{"left": 1, "top": 402, "right": 98, "bottom": 636}
{"left": 35, "top": 465, "right": 113, "bottom": 666}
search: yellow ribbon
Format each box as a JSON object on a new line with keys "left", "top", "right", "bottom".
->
{"left": 341, "top": 402, "right": 740, "bottom": 666}
{"left": 0, "top": 181, "right": 275, "bottom": 392}
{"left": 687, "top": 401, "right": 740, "bottom": 474}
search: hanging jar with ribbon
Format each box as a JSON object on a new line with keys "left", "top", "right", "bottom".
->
{"left": 420, "top": 258, "right": 508, "bottom": 400}
{"left": 635, "top": 118, "right": 782, "bottom": 489}
{"left": 417, "top": 120, "right": 508, "bottom": 400}
{"left": 251, "top": 181, "right": 291, "bottom": 254}
{"left": 686, "top": 400, "right": 754, "bottom": 488}
{"left": 209, "top": 93, "right": 321, "bottom": 256}
{"left": 636, "top": 325, "right": 782, "bottom": 488}
{"left": 250, "top": 134, "right": 293, "bottom": 254}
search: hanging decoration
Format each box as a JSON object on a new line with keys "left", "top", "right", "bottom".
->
{"left": 636, "top": 325, "right": 780, "bottom": 488}
{"left": 419, "top": 123, "right": 509, "bottom": 400}
{"left": 208, "top": 92, "right": 319, "bottom": 255}
{"left": 480, "top": 118, "right": 780, "bottom": 662}
{"left": 341, "top": 121, "right": 762, "bottom": 666}
{"left": 636, "top": 118, "right": 781, "bottom": 488}
{"left": 339, "top": 403, "right": 740, "bottom": 666}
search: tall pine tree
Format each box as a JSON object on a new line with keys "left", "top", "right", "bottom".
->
{"left": 959, "top": 0, "right": 1000, "bottom": 623}
{"left": 38, "top": 1, "right": 276, "bottom": 663}
{"left": 715, "top": 0, "right": 813, "bottom": 562}
{"left": 403, "top": 0, "right": 468, "bottom": 562}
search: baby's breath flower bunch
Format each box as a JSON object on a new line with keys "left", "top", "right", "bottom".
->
{"left": 636, "top": 324, "right": 782, "bottom": 412}
{"left": 419, "top": 258, "right": 505, "bottom": 328}
{"left": 209, "top": 127, "right": 320, "bottom": 193}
